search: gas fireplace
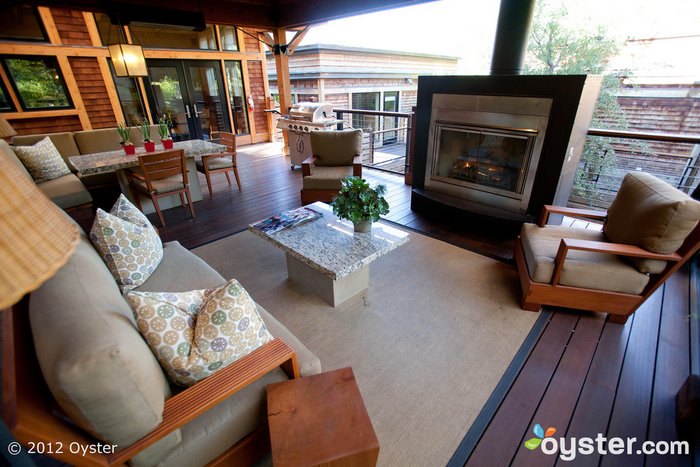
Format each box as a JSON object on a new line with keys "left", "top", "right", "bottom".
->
{"left": 411, "top": 75, "right": 602, "bottom": 222}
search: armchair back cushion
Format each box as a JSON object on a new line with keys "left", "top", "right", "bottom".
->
{"left": 310, "top": 129, "right": 363, "bottom": 166}
{"left": 0, "top": 140, "right": 32, "bottom": 179}
{"left": 604, "top": 171, "right": 700, "bottom": 273}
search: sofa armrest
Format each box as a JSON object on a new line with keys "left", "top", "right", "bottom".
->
{"left": 108, "top": 338, "right": 298, "bottom": 464}
{"left": 550, "top": 238, "right": 682, "bottom": 285}
{"left": 539, "top": 205, "right": 607, "bottom": 227}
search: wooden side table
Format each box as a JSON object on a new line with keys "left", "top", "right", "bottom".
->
{"left": 267, "top": 367, "right": 379, "bottom": 466}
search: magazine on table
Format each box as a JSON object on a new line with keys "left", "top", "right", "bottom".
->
{"left": 252, "top": 207, "right": 323, "bottom": 234}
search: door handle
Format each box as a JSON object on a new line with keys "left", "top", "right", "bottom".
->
{"left": 193, "top": 104, "right": 202, "bottom": 118}
{"left": 185, "top": 105, "right": 191, "bottom": 119}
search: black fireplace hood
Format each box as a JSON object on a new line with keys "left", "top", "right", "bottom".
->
{"left": 411, "top": 74, "right": 602, "bottom": 223}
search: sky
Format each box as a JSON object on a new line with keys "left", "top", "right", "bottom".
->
{"left": 298, "top": 0, "right": 700, "bottom": 79}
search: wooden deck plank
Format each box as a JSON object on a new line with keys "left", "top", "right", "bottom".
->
{"left": 599, "top": 289, "right": 664, "bottom": 467}
{"left": 646, "top": 266, "right": 691, "bottom": 467}
{"left": 511, "top": 312, "right": 607, "bottom": 467}
{"left": 465, "top": 312, "right": 579, "bottom": 466}
{"left": 559, "top": 317, "right": 633, "bottom": 467}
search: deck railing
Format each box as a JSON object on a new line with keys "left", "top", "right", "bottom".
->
{"left": 570, "top": 128, "right": 700, "bottom": 210}
{"left": 333, "top": 108, "right": 413, "bottom": 175}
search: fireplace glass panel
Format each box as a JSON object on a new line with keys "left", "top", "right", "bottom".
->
{"left": 434, "top": 125, "right": 535, "bottom": 194}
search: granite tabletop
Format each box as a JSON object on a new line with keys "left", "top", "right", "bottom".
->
{"left": 248, "top": 202, "right": 409, "bottom": 280}
{"left": 69, "top": 139, "right": 227, "bottom": 175}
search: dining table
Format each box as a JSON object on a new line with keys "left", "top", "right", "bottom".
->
{"left": 69, "top": 139, "right": 226, "bottom": 214}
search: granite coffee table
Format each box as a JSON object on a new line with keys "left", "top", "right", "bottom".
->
{"left": 248, "top": 202, "right": 409, "bottom": 307}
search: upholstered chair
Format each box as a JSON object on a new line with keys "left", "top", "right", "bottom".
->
{"left": 300, "top": 129, "right": 363, "bottom": 205}
{"left": 196, "top": 131, "right": 241, "bottom": 199}
{"left": 515, "top": 171, "right": 700, "bottom": 323}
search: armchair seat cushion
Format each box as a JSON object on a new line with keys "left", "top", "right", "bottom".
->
{"left": 196, "top": 156, "right": 233, "bottom": 171}
{"left": 130, "top": 170, "right": 186, "bottom": 194}
{"left": 520, "top": 223, "right": 650, "bottom": 295}
{"left": 36, "top": 173, "right": 93, "bottom": 209}
{"left": 302, "top": 166, "right": 354, "bottom": 190}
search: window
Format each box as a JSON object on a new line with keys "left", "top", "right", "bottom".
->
{"left": 2, "top": 56, "right": 72, "bottom": 111}
{"left": 109, "top": 61, "right": 146, "bottom": 125}
{"left": 94, "top": 13, "right": 123, "bottom": 46}
{"left": 130, "top": 24, "right": 217, "bottom": 50}
{"left": 0, "top": 6, "right": 47, "bottom": 42}
{"left": 351, "top": 92, "right": 380, "bottom": 132}
{"left": 224, "top": 61, "right": 250, "bottom": 134}
{"left": 219, "top": 26, "right": 239, "bottom": 51}
{"left": 0, "top": 82, "right": 15, "bottom": 112}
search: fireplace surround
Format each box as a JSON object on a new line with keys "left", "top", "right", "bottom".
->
{"left": 411, "top": 75, "right": 602, "bottom": 223}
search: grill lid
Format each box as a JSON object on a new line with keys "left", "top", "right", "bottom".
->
{"left": 288, "top": 102, "right": 335, "bottom": 122}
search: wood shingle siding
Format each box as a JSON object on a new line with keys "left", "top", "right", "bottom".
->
{"left": 51, "top": 7, "right": 92, "bottom": 46}
{"left": 11, "top": 115, "right": 83, "bottom": 135}
{"left": 247, "top": 60, "right": 267, "bottom": 135}
{"left": 69, "top": 57, "right": 117, "bottom": 129}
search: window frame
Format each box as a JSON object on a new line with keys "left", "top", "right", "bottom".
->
{"left": 0, "top": 78, "right": 16, "bottom": 112}
{"left": 0, "top": 6, "right": 49, "bottom": 43}
{"left": 1, "top": 55, "right": 74, "bottom": 112}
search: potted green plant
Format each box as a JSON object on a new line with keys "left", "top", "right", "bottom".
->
{"left": 117, "top": 122, "right": 135, "bottom": 155}
{"left": 138, "top": 120, "right": 155, "bottom": 152}
{"left": 330, "top": 176, "right": 390, "bottom": 233}
{"left": 157, "top": 115, "right": 173, "bottom": 149}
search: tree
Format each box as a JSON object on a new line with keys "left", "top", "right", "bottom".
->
{"left": 523, "top": 2, "right": 632, "bottom": 207}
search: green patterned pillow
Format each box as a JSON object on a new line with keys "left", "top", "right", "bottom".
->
{"left": 109, "top": 194, "right": 161, "bottom": 248}
{"left": 126, "top": 279, "right": 273, "bottom": 387}
{"left": 13, "top": 136, "right": 71, "bottom": 183}
{"left": 90, "top": 209, "right": 163, "bottom": 292}
{"left": 194, "top": 279, "right": 273, "bottom": 367}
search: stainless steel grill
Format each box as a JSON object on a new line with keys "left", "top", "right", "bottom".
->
{"left": 277, "top": 102, "right": 341, "bottom": 168}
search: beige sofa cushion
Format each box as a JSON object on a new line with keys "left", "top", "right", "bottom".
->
{"left": 12, "top": 132, "right": 80, "bottom": 171}
{"left": 604, "top": 171, "right": 700, "bottom": 273}
{"left": 520, "top": 223, "right": 650, "bottom": 295}
{"left": 74, "top": 127, "right": 124, "bottom": 154}
{"left": 0, "top": 139, "right": 32, "bottom": 179}
{"left": 29, "top": 234, "right": 175, "bottom": 451}
{"left": 37, "top": 173, "right": 92, "bottom": 209}
{"left": 303, "top": 166, "right": 353, "bottom": 190}
{"left": 310, "top": 129, "right": 362, "bottom": 166}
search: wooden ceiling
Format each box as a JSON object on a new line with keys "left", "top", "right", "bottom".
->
{"left": 11, "top": 0, "right": 440, "bottom": 29}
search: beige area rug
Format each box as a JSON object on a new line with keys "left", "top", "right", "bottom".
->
{"left": 193, "top": 229, "right": 540, "bottom": 466}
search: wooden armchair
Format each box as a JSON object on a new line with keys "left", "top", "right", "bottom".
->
{"left": 301, "top": 129, "right": 363, "bottom": 205}
{"left": 2, "top": 299, "right": 299, "bottom": 466}
{"left": 196, "top": 131, "right": 241, "bottom": 199}
{"left": 515, "top": 172, "right": 700, "bottom": 324}
{"left": 127, "top": 149, "right": 195, "bottom": 227}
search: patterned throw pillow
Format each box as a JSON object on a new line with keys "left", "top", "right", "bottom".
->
{"left": 109, "top": 194, "right": 162, "bottom": 249}
{"left": 90, "top": 209, "right": 163, "bottom": 292}
{"left": 126, "top": 279, "right": 273, "bottom": 387}
{"left": 194, "top": 279, "right": 274, "bottom": 367}
{"left": 13, "top": 137, "right": 71, "bottom": 183}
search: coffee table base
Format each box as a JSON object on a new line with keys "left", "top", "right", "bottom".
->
{"left": 286, "top": 253, "right": 368, "bottom": 307}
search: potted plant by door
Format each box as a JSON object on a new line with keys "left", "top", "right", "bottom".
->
{"left": 158, "top": 116, "right": 173, "bottom": 149}
{"left": 330, "top": 176, "right": 390, "bottom": 233}
{"left": 117, "top": 122, "right": 135, "bottom": 155}
{"left": 138, "top": 120, "right": 155, "bottom": 152}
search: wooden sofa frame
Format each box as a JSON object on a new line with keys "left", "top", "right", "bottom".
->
{"left": 2, "top": 299, "right": 299, "bottom": 466}
{"left": 300, "top": 154, "right": 362, "bottom": 205}
{"left": 515, "top": 205, "right": 700, "bottom": 324}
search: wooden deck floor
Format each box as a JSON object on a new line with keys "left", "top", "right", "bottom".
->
{"left": 75, "top": 141, "right": 697, "bottom": 466}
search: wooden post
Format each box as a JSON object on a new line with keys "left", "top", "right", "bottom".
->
{"left": 273, "top": 28, "right": 292, "bottom": 155}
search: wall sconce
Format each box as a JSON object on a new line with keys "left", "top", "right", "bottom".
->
{"left": 108, "top": 43, "right": 147, "bottom": 77}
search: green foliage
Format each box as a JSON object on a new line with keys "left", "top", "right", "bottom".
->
{"left": 117, "top": 121, "right": 131, "bottom": 145}
{"left": 330, "top": 176, "right": 390, "bottom": 224}
{"left": 157, "top": 115, "right": 172, "bottom": 140}
{"left": 523, "top": 1, "right": 633, "bottom": 206}
{"left": 137, "top": 120, "right": 151, "bottom": 142}
{"left": 5, "top": 57, "right": 69, "bottom": 109}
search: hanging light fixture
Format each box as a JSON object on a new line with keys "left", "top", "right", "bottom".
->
{"left": 108, "top": 12, "right": 147, "bottom": 78}
{"left": 109, "top": 43, "right": 147, "bottom": 77}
